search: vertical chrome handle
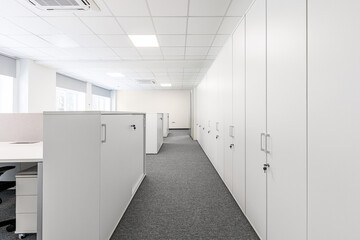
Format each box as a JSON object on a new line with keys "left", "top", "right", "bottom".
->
{"left": 101, "top": 124, "right": 106, "bottom": 143}
{"left": 266, "top": 133, "right": 271, "bottom": 153}
{"left": 260, "top": 133, "right": 265, "bottom": 151}
{"left": 229, "top": 125, "right": 235, "bottom": 137}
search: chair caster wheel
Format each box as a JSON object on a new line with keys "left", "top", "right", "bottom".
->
{"left": 6, "top": 224, "right": 15, "bottom": 232}
{"left": 18, "top": 233, "right": 27, "bottom": 239}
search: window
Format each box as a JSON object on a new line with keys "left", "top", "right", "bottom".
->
{"left": 0, "top": 75, "right": 13, "bottom": 113}
{"left": 92, "top": 94, "right": 111, "bottom": 111}
{"left": 56, "top": 87, "right": 85, "bottom": 111}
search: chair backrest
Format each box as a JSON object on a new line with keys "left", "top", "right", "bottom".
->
{"left": 0, "top": 166, "right": 15, "bottom": 177}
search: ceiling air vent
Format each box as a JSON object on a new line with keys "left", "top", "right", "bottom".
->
{"left": 28, "top": 0, "right": 100, "bottom": 11}
{"left": 136, "top": 80, "right": 156, "bottom": 85}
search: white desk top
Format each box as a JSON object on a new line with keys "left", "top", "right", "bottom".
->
{"left": 0, "top": 141, "right": 43, "bottom": 163}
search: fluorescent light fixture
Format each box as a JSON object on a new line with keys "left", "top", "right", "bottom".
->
{"left": 42, "top": 35, "right": 79, "bottom": 48}
{"left": 107, "top": 72, "right": 124, "bottom": 78}
{"left": 160, "top": 83, "right": 172, "bottom": 87}
{"left": 128, "top": 35, "right": 159, "bottom": 47}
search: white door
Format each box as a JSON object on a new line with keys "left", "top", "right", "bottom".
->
{"left": 245, "top": 0, "right": 267, "bottom": 238}
{"left": 267, "top": 0, "right": 307, "bottom": 239}
{"left": 232, "top": 19, "right": 246, "bottom": 211}
{"left": 222, "top": 38, "right": 234, "bottom": 191}
{"left": 100, "top": 114, "right": 145, "bottom": 240}
{"left": 308, "top": 1, "right": 360, "bottom": 239}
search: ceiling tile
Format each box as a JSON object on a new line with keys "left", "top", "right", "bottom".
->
{"left": 208, "top": 46, "right": 221, "bottom": 55}
{"left": 37, "top": 48, "right": 72, "bottom": 59}
{"left": 212, "top": 35, "right": 230, "bottom": 46}
{"left": 80, "top": 17, "right": 124, "bottom": 34}
{"left": 187, "top": 17, "right": 222, "bottom": 34}
{"left": 218, "top": 17, "right": 241, "bottom": 34}
{"left": 157, "top": 35, "right": 186, "bottom": 47}
{"left": 0, "top": 36, "right": 27, "bottom": 48}
{"left": 0, "top": 18, "right": 30, "bottom": 35}
{"left": 185, "top": 55, "right": 206, "bottom": 60}
{"left": 0, "top": 0, "right": 36, "bottom": 17}
{"left": 185, "top": 47, "right": 209, "bottom": 55}
{"left": 147, "top": 0, "right": 188, "bottom": 16}
{"left": 226, "top": 0, "right": 254, "bottom": 16}
{"left": 206, "top": 55, "right": 217, "bottom": 60}
{"left": 70, "top": 35, "right": 108, "bottom": 47}
{"left": 65, "top": 48, "right": 118, "bottom": 60}
{"left": 7, "top": 48, "right": 49, "bottom": 59}
{"left": 189, "top": 0, "right": 231, "bottom": 16}
{"left": 163, "top": 55, "right": 184, "bottom": 60}
{"left": 186, "top": 35, "right": 215, "bottom": 46}
{"left": 153, "top": 17, "right": 187, "bottom": 34}
{"left": 137, "top": 47, "right": 162, "bottom": 56}
{"left": 117, "top": 17, "right": 155, "bottom": 34}
{"left": 161, "top": 47, "right": 185, "bottom": 56}
{"left": 184, "top": 68, "right": 200, "bottom": 73}
{"left": 103, "top": 0, "right": 150, "bottom": 16}
{"left": 99, "top": 35, "right": 133, "bottom": 47}
{"left": 43, "top": 17, "right": 93, "bottom": 35}
{"left": 112, "top": 48, "right": 141, "bottom": 58}
{"left": 142, "top": 55, "right": 164, "bottom": 60}
{"left": 8, "top": 17, "right": 61, "bottom": 35}
{"left": 9, "top": 35, "right": 54, "bottom": 48}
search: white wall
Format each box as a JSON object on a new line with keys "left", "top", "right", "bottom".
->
{"left": 17, "top": 59, "right": 56, "bottom": 113}
{"left": 117, "top": 90, "right": 190, "bottom": 129}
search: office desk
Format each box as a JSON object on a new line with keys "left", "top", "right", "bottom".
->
{"left": 0, "top": 142, "right": 43, "bottom": 240}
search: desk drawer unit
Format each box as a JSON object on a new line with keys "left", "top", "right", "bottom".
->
{"left": 16, "top": 166, "right": 38, "bottom": 234}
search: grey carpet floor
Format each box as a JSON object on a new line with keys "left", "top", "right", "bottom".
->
{"left": 0, "top": 190, "right": 36, "bottom": 240}
{"left": 111, "top": 130, "right": 259, "bottom": 240}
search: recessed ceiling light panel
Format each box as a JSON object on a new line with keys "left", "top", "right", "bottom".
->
{"left": 128, "top": 35, "right": 159, "bottom": 47}
{"left": 160, "top": 83, "right": 172, "bottom": 87}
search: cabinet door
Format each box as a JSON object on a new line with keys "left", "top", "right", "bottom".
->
{"left": 215, "top": 59, "right": 225, "bottom": 179}
{"left": 100, "top": 114, "right": 145, "bottom": 240}
{"left": 245, "top": 0, "right": 267, "bottom": 238}
{"left": 267, "top": 0, "right": 307, "bottom": 239}
{"left": 222, "top": 37, "right": 234, "bottom": 191}
{"left": 232, "top": 19, "right": 246, "bottom": 211}
{"left": 43, "top": 114, "right": 101, "bottom": 240}
{"left": 308, "top": 1, "right": 360, "bottom": 239}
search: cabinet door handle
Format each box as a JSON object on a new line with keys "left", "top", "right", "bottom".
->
{"left": 260, "top": 133, "right": 265, "bottom": 152}
{"left": 216, "top": 135, "right": 219, "bottom": 139}
{"left": 230, "top": 144, "right": 234, "bottom": 149}
{"left": 101, "top": 124, "right": 106, "bottom": 143}
{"left": 266, "top": 133, "right": 271, "bottom": 154}
{"left": 229, "top": 125, "right": 235, "bottom": 137}
{"left": 131, "top": 124, "right": 136, "bottom": 130}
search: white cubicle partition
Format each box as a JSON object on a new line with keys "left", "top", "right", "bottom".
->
{"left": 0, "top": 113, "right": 43, "bottom": 142}
{"left": 43, "top": 112, "right": 146, "bottom": 240}
{"left": 146, "top": 113, "right": 163, "bottom": 154}
{"left": 163, "top": 113, "right": 169, "bottom": 137}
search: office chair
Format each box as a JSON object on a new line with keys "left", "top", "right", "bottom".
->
{"left": 0, "top": 166, "right": 16, "bottom": 232}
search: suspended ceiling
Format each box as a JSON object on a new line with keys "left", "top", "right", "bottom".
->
{"left": 0, "top": 0, "right": 253, "bottom": 90}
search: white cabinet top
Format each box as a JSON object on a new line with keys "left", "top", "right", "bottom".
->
{"left": 0, "top": 141, "right": 43, "bottom": 162}
{"left": 43, "top": 111, "right": 145, "bottom": 116}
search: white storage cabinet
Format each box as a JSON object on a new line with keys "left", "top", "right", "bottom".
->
{"left": 146, "top": 113, "right": 163, "bottom": 154}
{"left": 162, "top": 113, "right": 169, "bottom": 137}
{"left": 43, "top": 112, "right": 146, "bottom": 240}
